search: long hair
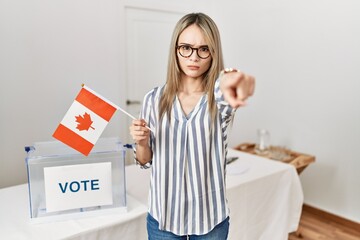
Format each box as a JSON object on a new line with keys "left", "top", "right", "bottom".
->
{"left": 159, "top": 12, "right": 224, "bottom": 120}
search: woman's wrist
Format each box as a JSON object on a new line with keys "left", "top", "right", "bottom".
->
{"left": 135, "top": 144, "right": 152, "bottom": 161}
{"left": 134, "top": 143, "right": 152, "bottom": 168}
{"left": 219, "top": 68, "right": 238, "bottom": 79}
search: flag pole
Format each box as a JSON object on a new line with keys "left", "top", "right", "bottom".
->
{"left": 116, "top": 106, "right": 154, "bottom": 133}
{"left": 81, "top": 84, "right": 154, "bottom": 133}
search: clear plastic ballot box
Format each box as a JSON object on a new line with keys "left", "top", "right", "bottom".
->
{"left": 25, "top": 137, "right": 127, "bottom": 223}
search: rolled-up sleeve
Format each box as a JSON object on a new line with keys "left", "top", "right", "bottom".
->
{"left": 214, "top": 78, "right": 236, "bottom": 121}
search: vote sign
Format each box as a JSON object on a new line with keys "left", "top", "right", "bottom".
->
{"left": 44, "top": 162, "right": 113, "bottom": 212}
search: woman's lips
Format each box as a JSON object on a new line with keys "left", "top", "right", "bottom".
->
{"left": 187, "top": 65, "right": 200, "bottom": 70}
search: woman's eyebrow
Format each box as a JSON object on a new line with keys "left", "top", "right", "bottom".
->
{"left": 178, "top": 43, "right": 209, "bottom": 47}
{"left": 178, "top": 42, "right": 192, "bottom": 46}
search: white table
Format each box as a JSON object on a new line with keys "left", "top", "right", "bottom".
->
{"left": 0, "top": 149, "right": 303, "bottom": 240}
{"left": 0, "top": 184, "right": 147, "bottom": 240}
{"left": 225, "top": 149, "right": 303, "bottom": 239}
{"left": 126, "top": 149, "right": 303, "bottom": 240}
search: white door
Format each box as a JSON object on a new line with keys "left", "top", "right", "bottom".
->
{"left": 124, "top": 8, "right": 185, "bottom": 163}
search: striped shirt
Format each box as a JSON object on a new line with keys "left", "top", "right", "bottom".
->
{"left": 137, "top": 79, "right": 236, "bottom": 236}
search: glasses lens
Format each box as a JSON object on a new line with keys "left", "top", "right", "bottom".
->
{"left": 197, "top": 47, "right": 210, "bottom": 59}
{"left": 178, "top": 45, "right": 192, "bottom": 57}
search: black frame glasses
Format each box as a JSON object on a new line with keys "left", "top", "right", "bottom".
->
{"left": 176, "top": 45, "right": 211, "bottom": 59}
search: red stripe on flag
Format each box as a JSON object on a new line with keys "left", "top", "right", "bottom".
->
{"left": 75, "top": 88, "right": 117, "bottom": 121}
{"left": 53, "top": 124, "right": 94, "bottom": 156}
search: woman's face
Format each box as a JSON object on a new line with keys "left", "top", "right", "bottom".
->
{"left": 177, "top": 24, "right": 212, "bottom": 80}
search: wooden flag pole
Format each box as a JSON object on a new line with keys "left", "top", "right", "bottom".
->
{"left": 81, "top": 84, "right": 154, "bottom": 133}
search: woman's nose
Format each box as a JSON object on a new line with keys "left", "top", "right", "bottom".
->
{"left": 189, "top": 50, "right": 200, "bottom": 61}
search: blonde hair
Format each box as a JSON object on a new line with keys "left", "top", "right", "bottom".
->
{"left": 159, "top": 12, "right": 224, "bottom": 120}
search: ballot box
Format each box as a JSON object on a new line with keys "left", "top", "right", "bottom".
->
{"left": 25, "top": 137, "right": 126, "bottom": 223}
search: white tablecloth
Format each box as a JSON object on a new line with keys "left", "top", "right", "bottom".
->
{"left": 225, "top": 149, "right": 303, "bottom": 239}
{"left": 126, "top": 149, "right": 304, "bottom": 240}
{"left": 0, "top": 187, "right": 147, "bottom": 240}
{"left": 0, "top": 149, "right": 303, "bottom": 240}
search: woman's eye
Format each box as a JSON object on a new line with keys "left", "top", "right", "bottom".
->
{"left": 181, "top": 46, "right": 191, "bottom": 50}
{"left": 200, "top": 47, "right": 209, "bottom": 52}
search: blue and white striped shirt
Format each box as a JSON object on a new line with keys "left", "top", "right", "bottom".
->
{"left": 137, "top": 79, "right": 235, "bottom": 236}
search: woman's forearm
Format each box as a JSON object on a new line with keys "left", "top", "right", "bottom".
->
{"left": 135, "top": 143, "right": 152, "bottom": 164}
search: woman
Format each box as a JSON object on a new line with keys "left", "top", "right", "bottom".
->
{"left": 130, "top": 12, "right": 255, "bottom": 239}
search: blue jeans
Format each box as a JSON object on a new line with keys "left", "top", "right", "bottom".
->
{"left": 147, "top": 213, "right": 229, "bottom": 240}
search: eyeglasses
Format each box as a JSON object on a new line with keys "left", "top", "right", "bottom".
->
{"left": 177, "top": 45, "right": 211, "bottom": 59}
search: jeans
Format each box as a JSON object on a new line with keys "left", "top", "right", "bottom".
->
{"left": 147, "top": 213, "right": 229, "bottom": 240}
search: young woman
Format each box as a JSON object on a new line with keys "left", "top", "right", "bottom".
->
{"left": 129, "top": 12, "right": 255, "bottom": 239}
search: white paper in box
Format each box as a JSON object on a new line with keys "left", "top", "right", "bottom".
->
{"left": 25, "top": 137, "right": 127, "bottom": 223}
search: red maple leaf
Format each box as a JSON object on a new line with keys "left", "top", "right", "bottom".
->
{"left": 75, "top": 112, "right": 95, "bottom": 131}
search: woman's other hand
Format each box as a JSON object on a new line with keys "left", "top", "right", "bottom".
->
{"left": 220, "top": 70, "right": 255, "bottom": 108}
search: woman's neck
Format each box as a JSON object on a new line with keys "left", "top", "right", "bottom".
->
{"left": 179, "top": 75, "right": 204, "bottom": 95}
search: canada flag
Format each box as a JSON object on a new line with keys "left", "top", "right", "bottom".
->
{"left": 53, "top": 86, "right": 117, "bottom": 156}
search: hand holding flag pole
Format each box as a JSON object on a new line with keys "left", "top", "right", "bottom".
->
{"left": 112, "top": 101, "right": 154, "bottom": 133}
{"left": 53, "top": 84, "right": 153, "bottom": 156}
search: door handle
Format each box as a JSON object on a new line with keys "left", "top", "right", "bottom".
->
{"left": 126, "top": 99, "right": 141, "bottom": 105}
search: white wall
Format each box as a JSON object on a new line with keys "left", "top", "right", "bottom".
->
{"left": 0, "top": 0, "right": 127, "bottom": 187}
{"left": 212, "top": 0, "right": 360, "bottom": 222}
{"left": 0, "top": 0, "right": 211, "bottom": 184}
